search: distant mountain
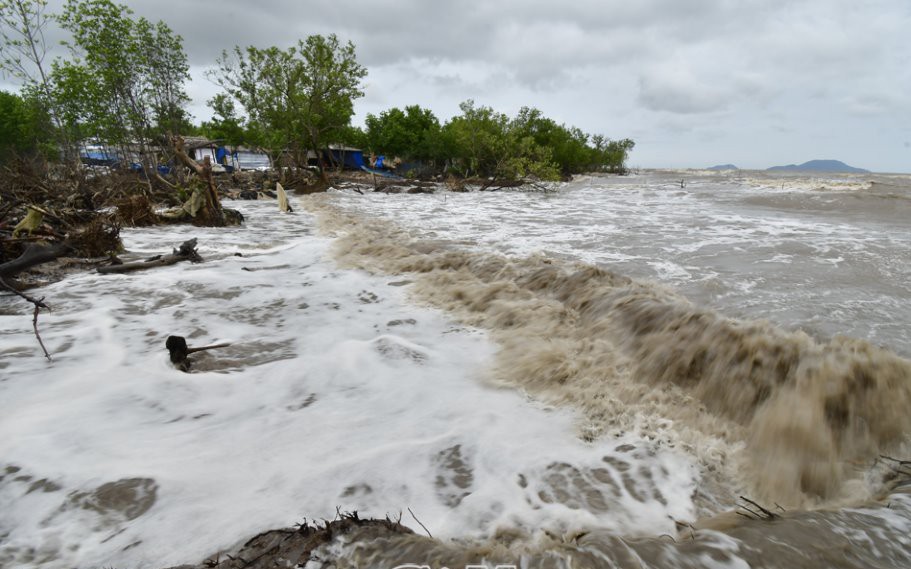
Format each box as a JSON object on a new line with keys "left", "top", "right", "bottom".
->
{"left": 708, "top": 164, "right": 739, "bottom": 171}
{"left": 766, "top": 159, "right": 869, "bottom": 173}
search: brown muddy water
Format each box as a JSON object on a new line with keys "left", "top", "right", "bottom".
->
{"left": 1, "top": 170, "right": 910, "bottom": 569}
{"left": 293, "top": 169, "right": 911, "bottom": 568}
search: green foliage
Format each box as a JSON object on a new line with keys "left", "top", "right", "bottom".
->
{"left": 365, "top": 105, "right": 441, "bottom": 163}
{"left": 436, "top": 101, "right": 634, "bottom": 180}
{"left": 0, "top": 0, "right": 50, "bottom": 84}
{"left": 442, "top": 100, "right": 511, "bottom": 177}
{"left": 211, "top": 34, "right": 367, "bottom": 171}
{"left": 600, "top": 138, "right": 636, "bottom": 173}
{"left": 198, "top": 93, "right": 247, "bottom": 146}
{"left": 53, "top": 0, "right": 191, "bottom": 159}
{"left": 3, "top": 0, "right": 636, "bottom": 179}
{"left": 335, "top": 124, "right": 368, "bottom": 150}
{"left": 0, "top": 89, "right": 53, "bottom": 160}
{"left": 0, "top": 90, "right": 31, "bottom": 157}
{"left": 0, "top": 0, "right": 76, "bottom": 161}
{"left": 435, "top": 101, "right": 561, "bottom": 181}
{"left": 134, "top": 18, "right": 192, "bottom": 136}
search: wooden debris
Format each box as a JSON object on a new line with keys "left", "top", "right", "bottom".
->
{"left": 165, "top": 335, "right": 232, "bottom": 371}
{"left": 97, "top": 238, "right": 202, "bottom": 275}
{"left": 276, "top": 183, "right": 293, "bottom": 213}
{"left": 736, "top": 496, "right": 780, "bottom": 521}
{"left": 0, "top": 276, "right": 52, "bottom": 360}
{"left": 0, "top": 241, "right": 73, "bottom": 279}
{"left": 171, "top": 136, "right": 225, "bottom": 226}
{"left": 162, "top": 511, "right": 413, "bottom": 569}
{"left": 113, "top": 195, "right": 158, "bottom": 227}
{"left": 879, "top": 455, "right": 911, "bottom": 480}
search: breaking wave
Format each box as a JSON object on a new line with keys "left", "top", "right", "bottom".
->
{"left": 305, "top": 194, "right": 911, "bottom": 508}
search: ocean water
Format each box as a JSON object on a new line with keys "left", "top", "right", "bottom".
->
{"left": 1, "top": 170, "right": 910, "bottom": 568}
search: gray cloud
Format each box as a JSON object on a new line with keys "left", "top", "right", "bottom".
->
{"left": 5, "top": 0, "right": 910, "bottom": 171}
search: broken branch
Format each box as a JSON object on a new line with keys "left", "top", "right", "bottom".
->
{"left": 737, "top": 496, "right": 779, "bottom": 521}
{"left": 0, "top": 277, "right": 52, "bottom": 360}
{"left": 97, "top": 238, "right": 202, "bottom": 274}
{"left": 407, "top": 507, "right": 432, "bottom": 538}
{"left": 0, "top": 241, "right": 72, "bottom": 279}
{"left": 166, "top": 335, "right": 232, "bottom": 372}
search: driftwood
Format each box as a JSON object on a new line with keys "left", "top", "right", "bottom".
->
{"left": 166, "top": 335, "right": 232, "bottom": 371}
{"left": 276, "top": 183, "right": 293, "bottom": 213}
{"left": 97, "top": 238, "right": 202, "bottom": 274}
{"left": 1, "top": 239, "right": 89, "bottom": 361}
{"left": 0, "top": 241, "right": 72, "bottom": 279}
{"left": 0, "top": 276, "right": 52, "bottom": 360}
{"left": 879, "top": 455, "right": 911, "bottom": 480}
{"left": 479, "top": 178, "right": 524, "bottom": 192}
{"left": 480, "top": 177, "right": 557, "bottom": 192}
{"left": 164, "top": 511, "right": 414, "bottom": 569}
{"left": 171, "top": 136, "right": 225, "bottom": 226}
{"left": 736, "top": 496, "right": 781, "bottom": 521}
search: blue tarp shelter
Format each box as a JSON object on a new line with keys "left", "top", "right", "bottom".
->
{"left": 324, "top": 146, "right": 365, "bottom": 170}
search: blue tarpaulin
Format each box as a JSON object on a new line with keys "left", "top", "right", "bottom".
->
{"left": 81, "top": 150, "right": 119, "bottom": 167}
{"left": 325, "top": 147, "right": 365, "bottom": 170}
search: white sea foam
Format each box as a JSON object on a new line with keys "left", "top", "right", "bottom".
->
{"left": 0, "top": 201, "right": 698, "bottom": 568}
{"left": 326, "top": 174, "right": 911, "bottom": 356}
{"left": 3, "top": 170, "right": 910, "bottom": 568}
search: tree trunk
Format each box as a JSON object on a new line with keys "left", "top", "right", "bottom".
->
{"left": 171, "top": 136, "right": 225, "bottom": 226}
{"left": 0, "top": 242, "right": 72, "bottom": 280}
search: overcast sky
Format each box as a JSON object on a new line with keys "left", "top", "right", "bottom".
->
{"left": 7, "top": 0, "right": 911, "bottom": 172}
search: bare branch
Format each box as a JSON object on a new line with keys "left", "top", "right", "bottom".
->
{"left": 0, "top": 276, "right": 51, "bottom": 360}
{"left": 407, "top": 507, "right": 432, "bottom": 538}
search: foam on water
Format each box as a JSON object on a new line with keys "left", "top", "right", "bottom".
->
{"left": 0, "top": 202, "right": 697, "bottom": 568}
{"left": 3, "top": 169, "right": 911, "bottom": 568}
{"left": 307, "top": 195, "right": 911, "bottom": 508}
{"left": 312, "top": 487, "right": 911, "bottom": 568}
{"left": 325, "top": 171, "right": 911, "bottom": 358}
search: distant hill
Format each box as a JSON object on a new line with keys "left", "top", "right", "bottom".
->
{"left": 708, "top": 164, "right": 739, "bottom": 171}
{"left": 766, "top": 160, "right": 869, "bottom": 173}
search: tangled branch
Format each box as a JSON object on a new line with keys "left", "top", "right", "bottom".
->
{"left": 0, "top": 277, "right": 52, "bottom": 360}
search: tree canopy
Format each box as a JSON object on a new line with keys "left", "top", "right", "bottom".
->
{"left": 211, "top": 34, "right": 367, "bottom": 175}
{"left": 365, "top": 105, "right": 442, "bottom": 163}
{"left": 0, "top": 89, "right": 53, "bottom": 160}
{"left": 55, "top": 0, "right": 190, "bottom": 158}
{"left": 0, "top": 1, "right": 635, "bottom": 179}
{"left": 198, "top": 93, "right": 247, "bottom": 147}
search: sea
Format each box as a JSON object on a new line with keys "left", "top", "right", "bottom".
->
{"left": 1, "top": 169, "right": 910, "bottom": 568}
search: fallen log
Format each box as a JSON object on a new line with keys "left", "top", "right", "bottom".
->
{"left": 97, "top": 238, "right": 202, "bottom": 274}
{"left": 0, "top": 241, "right": 72, "bottom": 279}
{"left": 1, "top": 239, "right": 79, "bottom": 361}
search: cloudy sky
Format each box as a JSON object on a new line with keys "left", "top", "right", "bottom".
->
{"left": 7, "top": 0, "right": 911, "bottom": 172}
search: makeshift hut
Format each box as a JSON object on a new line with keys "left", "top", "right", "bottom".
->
{"left": 323, "top": 144, "right": 365, "bottom": 170}
{"left": 183, "top": 136, "right": 231, "bottom": 173}
{"left": 232, "top": 148, "right": 272, "bottom": 171}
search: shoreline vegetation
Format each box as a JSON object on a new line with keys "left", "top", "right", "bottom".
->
{"left": 1, "top": 0, "right": 634, "bottom": 303}
{"left": 0, "top": 4, "right": 638, "bottom": 562}
{"left": 9, "top": 2, "right": 910, "bottom": 569}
